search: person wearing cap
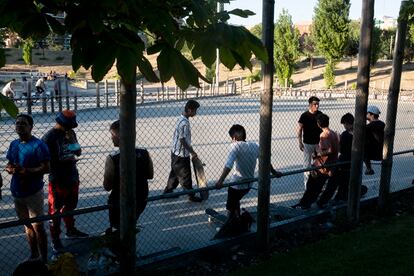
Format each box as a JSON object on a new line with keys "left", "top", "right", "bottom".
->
{"left": 5, "top": 114, "right": 50, "bottom": 263}
{"left": 42, "top": 109, "right": 88, "bottom": 253}
{"left": 364, "top": 105, "right": 385, "bottom": 175}
{"left": 163, "top": 100, "right": 203, "bottom": 202}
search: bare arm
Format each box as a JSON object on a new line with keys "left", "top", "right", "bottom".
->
{"left": 215, "top": 167, "right": 231, "bottom": 189}
{"left": 297, "top": 123, "right": 304, "bottom": 151}
{"left": 103, "top": 156, "right": 115, "bottom": 191}
{"left": 146, "top": 153, "right": 154, "bottom": 180}
{"left": 180, "top": 138, "right": 197, "bottom": 158}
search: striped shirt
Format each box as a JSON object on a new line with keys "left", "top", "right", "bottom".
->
{"left": 171, "top": 115, "right": 191, "bottom": 157}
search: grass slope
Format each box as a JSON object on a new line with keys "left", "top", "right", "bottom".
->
{"left": 231, "top": 213, "right": 414, "bottom": 276}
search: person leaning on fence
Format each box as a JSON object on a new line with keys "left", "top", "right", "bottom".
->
{"left": 163, "top": 99, "right": 203, "bottom": 202}
{"left": 103, "top": 120, "right": 153, "bottom": 235}
{"left": 364, "top": 105, "right": 385, "bottom": 175}
{"left": 316, "top": 113, "right": 368, "bottom": 208}
{"left": 42, "top": 110, "right": 89, "bottom": 253}
{"left": 292, "top": 113, "right": 339, "bottom": 210}
{"left": 2, "top": 78, "right": 17, "bottom": 98}
{"left": 297, "top": 96, "right": 323, "bottom": 187}
{"left": 215, "top": 124, "right": 282, "bottom": 219}
{"left": 5, "top": 114, "right": 50, "bottom": 263}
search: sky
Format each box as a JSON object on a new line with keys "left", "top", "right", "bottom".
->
{"left": 227, "top": 0, "right": 401, "bottom": 27}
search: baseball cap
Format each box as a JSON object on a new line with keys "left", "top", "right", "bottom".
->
{"left": 56, "top": 109, "right": 78, "bottom": 128}
{"left": 367, "top": 105, "right": 380, "bottom": 115}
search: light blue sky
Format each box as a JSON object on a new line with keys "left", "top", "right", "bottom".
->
{"left": 227, "top": 0, "right": 400, "bottom": 27}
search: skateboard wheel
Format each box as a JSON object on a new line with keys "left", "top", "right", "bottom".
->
{"left": 208, "top": 217, "right": 212, "bottom": 223}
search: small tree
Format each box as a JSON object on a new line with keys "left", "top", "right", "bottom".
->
{"left": 345, "top": 20, "right": 360, "bottom": 68}
{"left": 302, "top": 32, "right": 317, "bottom": 69}
{"left": 313, "top": 0, "right": 350, "bottom": 88}
{"left": 249, "top": 23, "right": 262, "bottom": 39}
{"left": 274, "top": 9, "right": 300, "bottom": 86}
{"left": 22, "top": 38, "right": 34, "bottom": 65}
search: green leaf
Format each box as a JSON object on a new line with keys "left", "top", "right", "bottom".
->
{"left": 228, "top": 9, "right": 255, "bottom": 18}
{"left": 88, "top": 11, "right": 104, "bottom": 34}
{"left": 136, "top": 55, "right": 159, "bottom": 83}
{"left": 91, "top": 41, "right": 117, "bottom": 82}
{"left": 0, "top": 94, "right": 18, "bottom": 118}
{"left": 117, "top": 47, "right": 137, "bottom": 84}
{"left": 72, "top": 47, "right": 82, "bottom": 72}
{"left": 157, "top": 48, "right": 174, "bottom": 82}
{"left": 219, "top": 47, "right": 237, "bottom": 70}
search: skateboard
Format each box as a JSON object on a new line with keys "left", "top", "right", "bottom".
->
{"left": 206, "top": 208, "right": 227, "bottom": 224}
{"left": 192, "top": 157, "right": 209, "bottom": 200}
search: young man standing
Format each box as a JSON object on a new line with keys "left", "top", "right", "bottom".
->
{"left": 103, "top": 120, "right": 153, "bottom": 234}
{"left": 293, "top": 113, "right": 339, "bottom": 209}
{"left": 215, "top": 124, "right": 281, "bottom": 219}
{"left": 163, "top": 100, "right": 203, "bottom": 202}
{"left": 6, "top": 114, "right": 50, "bottom": 263}
{"left": 297, "top": 96, "right": 323, "bottom": 187}
{"left": 42, "top": 110, "right": 88, "bottom": 253}
{"left": 364, "top": 105, "right": 385, "bottom": 175}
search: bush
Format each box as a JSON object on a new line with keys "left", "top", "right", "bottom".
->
{"left": 55, "top": 56, "right": 65, "bottom": 61}
{"left": 39, "top": 57, "right": 48, "bottom": 60}
{"left": 246, "top": 70, "right": 262, "bottom": 83}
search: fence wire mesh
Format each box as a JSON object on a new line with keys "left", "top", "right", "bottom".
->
{"left": 0, "top": 83, "right": 413, "bottom": 273}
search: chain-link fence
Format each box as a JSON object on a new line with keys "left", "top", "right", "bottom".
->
{"left": 0, "top": 85, "right": 413, "bottom": 273}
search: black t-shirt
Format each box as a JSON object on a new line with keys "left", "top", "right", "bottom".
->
{"left": 42, "top": 128, "right": 79, "bottom": 185}
{"left": 108, "top": 148, "right": 150, "bottom": 216}
{"left": 339, "top": 130, "right": 353, "bottom": 169}
{"left": 298, "top": 110, "right": 323, "bottom": 144}
{"left": 365, "top": 120, "right": 385, "bottom": 160}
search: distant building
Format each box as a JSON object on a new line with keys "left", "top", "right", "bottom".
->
{"left": 295, "top": 21, "right": 312, "bottom": 36}
{"left": 379, "top": 16, "right": 397, "bottom": 30}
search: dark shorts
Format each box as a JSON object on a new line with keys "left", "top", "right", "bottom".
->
{"left": 226, "top": 187, "right": 250, "bottom": 213}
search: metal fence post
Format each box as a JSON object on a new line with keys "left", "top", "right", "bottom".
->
{"left": 65, "top": 79, "right": 70, "bottom": 110}
{"left": 105, "top": 79, "right": 109, "bottom": 107}
{"left": 96, "top": 81, "right": 100, "bottom": 108}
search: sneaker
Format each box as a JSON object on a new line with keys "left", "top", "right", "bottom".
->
{"left": 51, "top": 239, "right": 64, "bottom": 253}
{"left": 364, "top": 169, "right": 375, "bottom": 175}
{"left": 188, "top": 195, "right": 203, "bottom": 202}
{"left": 65, "top": 228, "right": 89, "bottom": 239}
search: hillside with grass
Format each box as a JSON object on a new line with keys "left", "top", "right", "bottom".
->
{"left": 2, "top": 48, "right": 414, "bottom": 90}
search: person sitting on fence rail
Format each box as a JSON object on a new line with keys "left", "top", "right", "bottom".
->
{"left": 364, "top": 105, "right": 385, "bottom": 175}
{"left": 215, "top": 124, "right": 282, "bottom": 222}
{"left": 103, "top": 120, "right": 153, "bottom": 235}
{"left": 2, "top": 78, "right": 17, "bottom": 98}
{"left": 5, "top": 114, "right": 50, "bottom": 263}
{"left": 42, "top": 110, "right": 89, "bottom": 253}
{"left": 163, "top": 99, "right": 203, "bottom": 202}
{"left": 297, "top": 96, "right": 323, "bottom": 188}
{"left": 316, "top": 113, "right": 368, "bottom": 208}
{"left": 35, "top": 77, "right": 47, "bottom": 96}
{"left": 292, "top": 113, "right": 339, "bottom": 210}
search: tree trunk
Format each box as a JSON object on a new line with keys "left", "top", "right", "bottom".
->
{"left": 119, "top": 72, "right": 137, "bottom": 274}
{"left": 347, "top": 0, "right": 375, "bottom": 223}
{"left": 257, "top": 0, "right": 275, "bottom": 252}
{"left": 378, "top": 1, "right": 409, "bottom": 215}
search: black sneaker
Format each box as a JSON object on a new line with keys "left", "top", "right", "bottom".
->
{"left": 65, "top": 228, "right": 89, "bottom": 239}
{"left": 51, "top": 239, "right": 64, "bottom": 253}
{"left": 188, "top": 195, "right": 203, "bottom": 202}
{"left": 364, "top": 169, "right": 375, "bottom": 175}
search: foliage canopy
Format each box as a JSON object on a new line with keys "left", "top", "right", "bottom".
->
{"left": 0, "top": 0, "right": 267, "bottom": 88}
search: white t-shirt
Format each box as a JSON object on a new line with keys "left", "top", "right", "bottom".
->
{"left": 2, "top": 81, "right": 15, "bottom": 96}
{"left": 35, "top": 78, "right": 45, "bottom": 88}
{"left": 171, "top": 115, "right": 191, "bottom": 157}
{"left": 225, "top": 141, "right": 259, "bottom": 190}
